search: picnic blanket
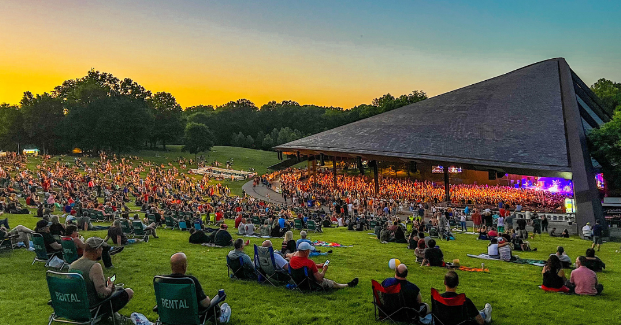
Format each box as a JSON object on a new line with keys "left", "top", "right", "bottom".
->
{"left": 312, "top": 240, "right": 352, "bottom": 248}
{"left": 467, "top": 254, "right": 546, "bottom": 267}
{"left": 458, "top": 266, "right": 489, "bottom": 273}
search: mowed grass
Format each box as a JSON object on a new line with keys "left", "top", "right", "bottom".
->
{"left": 3, "top": 147, "right": 621, "bottom": 324}
{"left": 2, "top": 211, "right": 621, "bottom": 324}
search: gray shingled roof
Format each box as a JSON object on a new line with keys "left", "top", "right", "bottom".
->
{"left": 276, "top": 59, "right": 571, "bottom": 172}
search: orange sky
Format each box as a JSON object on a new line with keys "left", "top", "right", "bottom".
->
{"left": 1, "top": 1, "right": 619, "bottom": 109}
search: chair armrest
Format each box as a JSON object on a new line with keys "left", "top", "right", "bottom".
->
{"left": 153, "top": 305, "right": 158, "bottom": 312}
{"left": 209, "top": 293, "right": 226, "bottom": 308}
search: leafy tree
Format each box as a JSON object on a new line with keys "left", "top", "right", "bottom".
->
{"left": 183, "top": 122, "right": 214, "bottom": 156}
{"left": 20, "top": 92, "right": 65, "bottom": 153}
{"left": 588, "top": 110, "right": 621, "bottom": 193}
{"left": 591, "top": 78, "right": 621, "bottom": 112}
{"left": 0, "top": 104, "right": 24, "bottom": 151}
{"left": 148, "top": 92, "right": 184, "bottom": 149}
{"left": 245, "top": 135, "right": 254, "bottom": 148}
{"left": 255, "top": 131, "right": 265, "bottom": 148}
{"left": 262, "top": 134, "right": 274, "bottom": 149}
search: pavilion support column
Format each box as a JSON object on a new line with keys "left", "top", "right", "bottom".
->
{"left": 306, "top": 157, "right": 311, "bottom": 179}
{"left": 312, "top": 156, "right": 317, "bottom": 185}
{"left": 444, "top": 166, "right": 450, "bottom": 203}
{"left": 332, "top": 156, "right": 338, "bottom": 189}
{"left": 373, "top": 161, "right": 379, "bottom": 195}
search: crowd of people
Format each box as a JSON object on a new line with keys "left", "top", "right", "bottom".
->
{"left": 0, "top": 152, "right": 611, "bottom": 325}
{"left": 276, "top": 169, "right": 570, "bottom": 213}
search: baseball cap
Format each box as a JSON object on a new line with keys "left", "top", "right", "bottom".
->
{"left": 85, "top": 237, "right": 106, "bottom": 249}
{"left": 298, "top": 242, "right": 313, "bottom": 251}
{"left": 221, "top": 223, "right": 228, "bottom": 229}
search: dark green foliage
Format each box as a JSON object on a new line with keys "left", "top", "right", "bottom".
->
{"left": 182, "top": 122, "right": 214, "bottom": 155}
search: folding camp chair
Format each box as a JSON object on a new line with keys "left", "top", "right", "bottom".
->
{"left": 179, "top": 221, "right": 188, "bottom": 231}
{"left": 0, "top": 230, "right": 16, "bottom": 253}
{"left": 147, "top": 214, "right": 157, "bottom": 225}
{"left": 226, "top": 255, "right": 255, "bottom": 280}
{"left": 294, "top": 219, "right": 304, "bottom": 231}
{"left": 120, "top": 219, "right": 133, "bottom": 238}
{"left": 371, "top": 280, "right": 423, "bottom": 324}
{"left": 253, "top": 245, "right": 291, "bottom": 286}
{"left": 60, "top": 237, "right": 80, "bottom": 269}
{"left": 194, "top": 222, "right": 202, "bottom": 231}
{"left": 288, "top": 266, "right": 325, "bottom": 292}
{"left": 430, "top": 288, "right": 477, "bottom": 325}
{"left": 153, "top": 276, "right": 226, "bottom": 325}
{"left": 429, "top": 227, "right": 439, "bottom": 238}
{"left": 132, "top": 221, "right": 150, "bottom": 240}
{"left": 32, "top": 233, "right": 56, "bottom": 267}
{"left": 307, "top": 220, "right": 321, "bottom": 233}
{"left": 252, "top": 216, "right": 261, "bottom": 226}
{"left": 165, "top": 216, "right": 178, "bottom": 230}
{"left": 46, "top": 270, "right": 117, "bottom": 325}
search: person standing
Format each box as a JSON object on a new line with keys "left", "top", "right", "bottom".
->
{"left": 460, "top": 213, "right": 467, "bottom": 232}
{"left": 541, "top": 215, "right": 549, "bottom": 233}
{"left": 591, "top": 220, "right": 603, "bottom": 251}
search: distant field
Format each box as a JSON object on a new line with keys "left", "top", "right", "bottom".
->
{"left": 2, "top": 147, "right": 620, "bottom": 324}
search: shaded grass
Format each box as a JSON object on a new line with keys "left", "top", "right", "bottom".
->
{"left": 1, "top": 210, "right": 621, "bottom": 324}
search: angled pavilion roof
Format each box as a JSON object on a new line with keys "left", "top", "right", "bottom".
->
{"left": 275, "top": 58, "right": 607, "bottom": 177}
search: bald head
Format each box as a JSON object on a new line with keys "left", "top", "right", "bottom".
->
{"left": 262, "top": 240, "right": 272, "bottom": 248}
{"left": 395, "top": 264, "right": 408, "bottom": 279}
{"left": 171, "top": 252, "right": 187, "bottom": 275}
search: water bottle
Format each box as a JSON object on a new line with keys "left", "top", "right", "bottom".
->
{"left": 218, "top": 289, "right": 225, "bottom": 298}
{"left": 481, "top": 263, "right": 485, "bottom": 270}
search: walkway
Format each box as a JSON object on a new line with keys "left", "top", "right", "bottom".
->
{"left": 242, "top": 180, "right": 287, "bottom": 205}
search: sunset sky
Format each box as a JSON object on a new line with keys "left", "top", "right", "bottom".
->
{"left": 1, "top": 0, "right": 620, "bottom": 109}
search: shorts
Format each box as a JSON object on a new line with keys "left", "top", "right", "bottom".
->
{"left": 320, "top": 278, "right": 336, "bottom": 289}
{"left": 533, "top": 227, "right": 541, "bottom": 234}
{"left": 593, "top": 236, "right": 602, "bottom": 245}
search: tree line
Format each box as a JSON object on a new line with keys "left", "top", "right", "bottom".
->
{"left": 0, "top": 69, "right": 427, "bottom": 155}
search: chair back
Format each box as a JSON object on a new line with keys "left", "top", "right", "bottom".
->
{"left": 165, "top": 216, "right": 175, "bottom": 228}
{"left": 60, "top": 237, "right": 79, "bottom": 265}
{"left": 372, "top": 280, "right": 402, "bottom": 319}
{"left": 121, "top": 219, "right": 132, "bottom": 235}
{"left": 252, "top": 216, "right": 261, "bottom": 225}
{"left": 307, "top": 220, "right": 317, "bottom": 231}
{"left": 254, "top": 245, "right": 277, "bottom": 276}
{"left": 179, "top": 221, "right": 188, "bottom": 230}
{"left": 226, "top": 255, "right": 246, "bottom": 279}
{"left": 288, "top": 266, "right": 320, "bottom": 291}
{"left": 294, "top": 219, "right": 303, "bottom": 230}
{"left": 32, "top": 233, "right": 50, "bottom": 260}
{"left": 194, "top": 222, "right": 201, "bottom": 230}
{"left": 147, "top": 214, "right": 156, "bottom": 224}
{"left": 431, "top": 288, "right": 473, "bottom": 325}
{"left": 46, "top": 271, "right": 92, "bottom": 322}
{"left": 153, "top": 276, "right": 200, "bottom": 325}
{"left": 209, "top": 213, "right": 216, "bottom": 223}
{"left": 132, "top": 221, "right": 146, "bottom": 235}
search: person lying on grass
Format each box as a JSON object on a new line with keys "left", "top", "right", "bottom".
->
{"left": 289, "top": 242, "right": 358, "bottom": 289}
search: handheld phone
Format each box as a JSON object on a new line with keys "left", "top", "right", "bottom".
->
{"left": 324, "top": 260, "right": 330, "bottom": 266}
{"left": 108, "top": 274, "right": 116, "bottom": 286}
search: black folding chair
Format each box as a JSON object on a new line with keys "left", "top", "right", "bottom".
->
{"left": 371, "top": 280, "right": 422, "bottom": 324}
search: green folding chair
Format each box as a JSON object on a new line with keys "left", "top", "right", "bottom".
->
{"left": 61, "top": 237, "right": 80, "bottom": 268}
{"left": 307, "top": 220, "right": 321, "bottom": 233}
{"left": 32, "top": 233, "right": 55, "bottom": 266}
{"left": 147, "top": 214, "right": 157, "bottom": 225}
{"left": 0, "top": 230, "right": 16, "bottom": 253}
{"left": 153, "top": 275, "right": 226, "bottom": 325}
{"left": 120, "top": 219, "right": 133, "bottom": 237}
{"left": 132, "top": 221, "right": 150, "bottom": 240}
{"left": 46, "top": 270, "right": 116, "bottom": 325}
{"left": 294, "top": 219, "right": 303, "bottom": 231}
{"left": 165, "top": 216, "right": 177, "bottom": 230}
{"left": 252, "top": 216, "right": 261, "bottom": 226}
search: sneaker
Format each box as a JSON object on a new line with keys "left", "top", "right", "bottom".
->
{"left": 348, "top": 278, "right": 359, "bottom": 287}
{"left": 327, "top": 250, "right": 333, "bottom": 254}
{"left": 483, "top": 303, "right": 492, "bottom": 323}
{"left": 219, "top": 303, "right": 231, "bottom": 323}
{"left": 144, "top": 235, "right": 149, "bottom": 243}
{"left": 105, "top": 265, "right": 115, "bottom": 269}
{"left": 112, "top": 312, "right": 127, "bottom": 323}
{"left": 110, "top": 247, "right": 124, "bottom": 256}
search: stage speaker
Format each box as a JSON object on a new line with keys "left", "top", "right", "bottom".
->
{"left": 357, "top": 157, "right": 364, "bottom": 175}
{"left": 488, "top": 170, "right": 496, "bottom": 180}
{"left": 496, "top": 172, "right": 506, "bottom": 178}
{"left": 409, "top": 161, "right": 418, "bottom": 173}
{"left": 320, "top": 154, "right": 325, "bottom": 166}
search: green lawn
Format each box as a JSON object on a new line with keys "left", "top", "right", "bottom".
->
{"left": 2, "top": 147, "right": 620, "bottom": 324}
{"left": 1, "top": 211, "right": 620, "bottom": 324}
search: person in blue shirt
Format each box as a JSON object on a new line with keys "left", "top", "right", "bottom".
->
{"left": 591, "top": 220, "right": 603, "bottom": 251}
{"left": 296, "top": 231, "right": 331, "bottom": 257}
{"left": 381, "top": 264, "right": 429, "bottom": 318}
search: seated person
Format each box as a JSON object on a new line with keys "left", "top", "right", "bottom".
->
{"left": 133, "top": 214, "right": 159, "bottom": 238}
{"left": 570, "top": 256, "right": 603, "bottom": 295}
{"left": 414, "top": 239, "right": 426, "bottom": 263}
{"left": 487, "top": 238, "right": 499, "bottom": 258}
{"left": 582, "top": 223, "right": 592, "bottom": 239}
{"left": 541, "top": 255, "right": 570, "bottom": 292}
{"left": 244, "top": 222, "right": 257, "bottom": 236}
{"left": 69, "top": 237, "right": 134, "bottom": 321}
{"left": 0, "top": 223, "right": 34, "bottom": 249}
{"left": 166, "top": 252, "right": 230, "bottom": 323}
{"left": 583, "top": 248, "right": 605, "bottom": 272}
{"left": 64, "top": 225, "right": 122, "bottom": 269}
{"left": 281, "top": 231, "right": 296, "bottom": 254}
{"left": 497, "top": 237, "right": 513, "bottom": 261}
{"left": 262, "top": 240, "right": 289, "bottom": 271}
{"left": 259, "top": 220, "right": 271, "bottom": 237}
{"left": 49, "top": 216, "right": 65, "bottom": 236}
{"left": 477, "top": 226, "right": 488, "bottom": 240}
{"left": 205, "top": 224, "right": 233, "bottom": 247}
{"left": 35, "top": 219, "right": 62, "bottom": 255}
{"left": 549, "top": 227, "right": 559, "bottom": 237}
{"left": 289, "top": 242, "right": 358, "bottom": 289}
{"left": 296, "top": 231, "right": 331, "bottom": 257}
{"left": 561, "top": 229, "right": 570, "bottom": 238}
{"left": 237, "top": 219, "right": 246, "bottom": 235}
{"left": 487, "top": 227, "right": 498, "bottom": 238}
{"left": 227, "top": 239, "right": 255, "bottom": 278}
{"left": 551, "top": 246, "right": 571, "bottom": 268}
{"left": 76, "top": 212, "right": 92, "bottom": 231}
{"left": 440, "top": 271, "right": 492, "bottom": 325}
{"left": 394, "top": 226, "right": 407, "bottom": 243}
{"left": 380, "top": 224, "right": 393, "bottom": 243}
{"left": 381, "top": 264, "right": 429, "bottom": 319}
{"left": 421, "top": 239, "right": 444, "bottom": 267}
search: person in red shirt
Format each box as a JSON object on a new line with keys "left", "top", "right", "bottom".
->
{"left": 570, "top": 256, "right": 603, "bottom": 295}
{"left": 289, "top": 242, "right": 358, "bottom": 289}
{"left": 234, "top": 213, "right": 243, "bottom": 229}
{"left": 487, "top": 227, "right": 498, "bottom": 238}
{"left": 472, "top": 209, "right": 482, "bottom": 230}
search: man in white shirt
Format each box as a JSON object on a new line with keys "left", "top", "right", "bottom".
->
{"left": 582, "top": 223, "right": 592, "bottom": 239}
